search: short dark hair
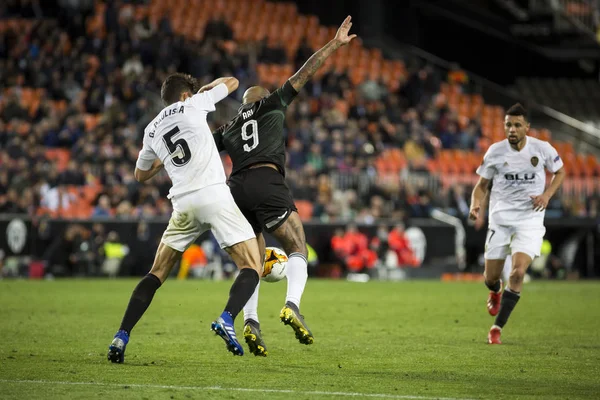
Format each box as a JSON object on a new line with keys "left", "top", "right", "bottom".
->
{"left": 161, "top": 73, "right": 197, "bottom": 106}
{"left": 506, "top": 103, "right": 527, "bottom": 120}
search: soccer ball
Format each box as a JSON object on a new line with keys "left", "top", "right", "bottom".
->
{"left": 262, "top": 247, "right": 287, "bottom": 283}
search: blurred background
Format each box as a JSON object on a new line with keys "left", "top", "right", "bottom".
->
{"left": 1, "top": 0, "right": 599, "bottom": 282}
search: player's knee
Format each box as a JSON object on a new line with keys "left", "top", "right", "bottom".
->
{"left": 483, "top": 267, "right": 501, "bottom": 282}
{"left": 150, "top": 243, "right": 181, "bottom": 282}
{"left": 228, "top": 239, "right": 262, "bottom": 271}
{"left": 149, "top": 264, "right": 170, "bottom": 283}
{"left": 150, "top": 258, "right": 178, "bottom": 282}
{"left": 509, "top": 268, "right": 525, "bottom": 285}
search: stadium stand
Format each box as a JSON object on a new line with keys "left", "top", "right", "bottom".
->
{"left": 1, "top": 0, "right": 599, "bottom": 223}
{"left": 514, "top": 78, "right": 600, "bottom": 129}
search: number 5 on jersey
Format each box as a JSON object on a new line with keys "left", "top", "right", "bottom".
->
{"left": 164, "top": 126, "right": 191, "bottom": 166}
{"left": 242, "top": 120, "right": 259, "bottom": 152}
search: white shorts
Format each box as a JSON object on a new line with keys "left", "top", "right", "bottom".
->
{"left": 161, "top": 184, "right": 255, "bottom": 252}
{"left": 484, "top": 224, "right": 546, "bottom": 261}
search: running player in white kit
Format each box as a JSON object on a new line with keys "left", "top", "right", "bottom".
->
{"left": 469, "top": 103, "right": 565, "bottom": 344}
{"left": 107, "top": 73, "right": 263, "bottom": 362}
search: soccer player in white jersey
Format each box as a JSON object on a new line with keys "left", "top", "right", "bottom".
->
{"left": 107, "top": 73, "right": 263, "bottom": 362}
{"left": 469, "top": 103, "right": 565, "bottom": 344}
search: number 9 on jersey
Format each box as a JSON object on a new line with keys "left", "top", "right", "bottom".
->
{"left": 242, "top": 120, "right": 259, "bottom": 152}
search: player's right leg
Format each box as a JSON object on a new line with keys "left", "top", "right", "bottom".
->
{"left": 482, "top": 225, "right": 511, "bottom": 322}
{"left": 243, "top": 232, "right": 268, "bottom": 356}
{"left": 270, "top": 212, "right": 313, "bottom": 345}
{"left": 484, "top": 258, "right": 505, "bottom": 317}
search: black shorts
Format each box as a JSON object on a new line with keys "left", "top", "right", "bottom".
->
{"left": 228, "top": 167, "right": 297, "bottom": 234}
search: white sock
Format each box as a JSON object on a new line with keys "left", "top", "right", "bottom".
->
{"left": 285, "top": 253, "right": 308, "bottom": 309}
{"left": 243, "top": 281, "right": 260, "bottom": 324}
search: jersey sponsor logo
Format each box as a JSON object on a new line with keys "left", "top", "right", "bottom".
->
{"left": 242, "top": 109, "right": 254, "bottom": 119}
{"left": 504, "top": 173, "right": 535, "bottom": 183}
{"left": 554, "top": 155, "right": 560, "bottom": 163}
{"left": 530, "top": 156, "right": 539, "bottom": 167}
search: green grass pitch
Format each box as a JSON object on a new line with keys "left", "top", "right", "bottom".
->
{"left": 1, "top": 279, "right": 599, "bottom": 399}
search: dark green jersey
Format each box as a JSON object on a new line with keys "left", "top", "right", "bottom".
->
{"left": 214, "top": 80, "right": 298, "bottom": 176}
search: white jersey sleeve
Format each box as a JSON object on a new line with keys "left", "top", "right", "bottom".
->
{"left": 542, "top": 142, "right": 564, "bottom": 173}
{"left": 136, "top": 138, "right": 157, "bottom": 171}
{"left": 476, "top": 147, "right": 497, "bottom": 179}
{"left": 189, "top": 83, "right": 229, "bottom": 112}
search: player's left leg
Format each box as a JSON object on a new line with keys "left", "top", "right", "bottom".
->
{"left": 270, "top": 211, "right": 313, "bottom": 345}
{"left": 108, "top": 241, "right": 184, "bottom": 363}
{"left": 212, "top": 238, "right": 262, "bottom": 356}
{"left": 243, "top": 232, "right": 267, "bottom": 356}
{"left": 229, "top": 175, "right": 269, "bottom": 356}
{"left": 488, "top": 227, "right": 544, "bottom": 344}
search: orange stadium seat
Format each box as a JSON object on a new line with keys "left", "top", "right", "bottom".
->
{"left": 45, "top": 149, "right": 71, "bottom": 172}
{"left": 295, "top": 200, "right": 314, "bottom": 221}
{"left": 539, "top": 128, "right": 552, "bottom": 142}
{"left": 84, "top": 114, "right": 100, "bottom": 132}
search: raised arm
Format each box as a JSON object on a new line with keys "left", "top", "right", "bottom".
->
{"left": 288, "top": 15, "right": 357, "bottom": 92}
{"left": 197, "top": 77, "right": 239, "bottom": 95}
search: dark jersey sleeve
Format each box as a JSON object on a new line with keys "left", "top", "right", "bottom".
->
{"left": 213, "top": 125, "right": 226, "bottom": 152}
{"left": 267, "top": 80, "right": 298, "bottom": 110}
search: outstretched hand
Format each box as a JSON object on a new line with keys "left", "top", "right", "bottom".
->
{"left": 530, "top": 194, "right": 550, "bottom": 211}
{"left": 469, "top": 206, "right": 480, "bottom": 221}
{"left": 334, "top": 16, "right": 358, "bottom": 46}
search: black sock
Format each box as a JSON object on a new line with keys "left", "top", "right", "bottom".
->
{"left": 119, "top": 273, "right": 162, "bottom": 335}
{"left": 485, "top": 279, "right": 501, "bottom": 293}
{"left": 225, "top": 268, "right": 259, "bottom": 320}
{"left": 494, "top": 288, "right": 520, "bottom": 328}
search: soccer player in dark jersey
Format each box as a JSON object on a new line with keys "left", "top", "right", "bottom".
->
{"left": 210, "top": 16, "right": 356, "bottom": 356}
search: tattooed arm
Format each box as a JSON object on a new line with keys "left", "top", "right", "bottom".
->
{"left": 288, "top": 15, "right": 357, "bottom": 92}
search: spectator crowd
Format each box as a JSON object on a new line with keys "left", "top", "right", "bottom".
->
{"left": 1, "top": 0, "right": 599, "bottom": 224}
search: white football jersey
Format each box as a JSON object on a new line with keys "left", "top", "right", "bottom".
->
{"left": 136, "top": 84, "right": 229, "bottom": 199}
{"left": 476, "top": 136, "right": 563, "bottom": 227}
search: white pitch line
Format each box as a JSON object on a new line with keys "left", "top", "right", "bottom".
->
{"left": 0, "top": 379, "right": 475, "bottom": 400}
